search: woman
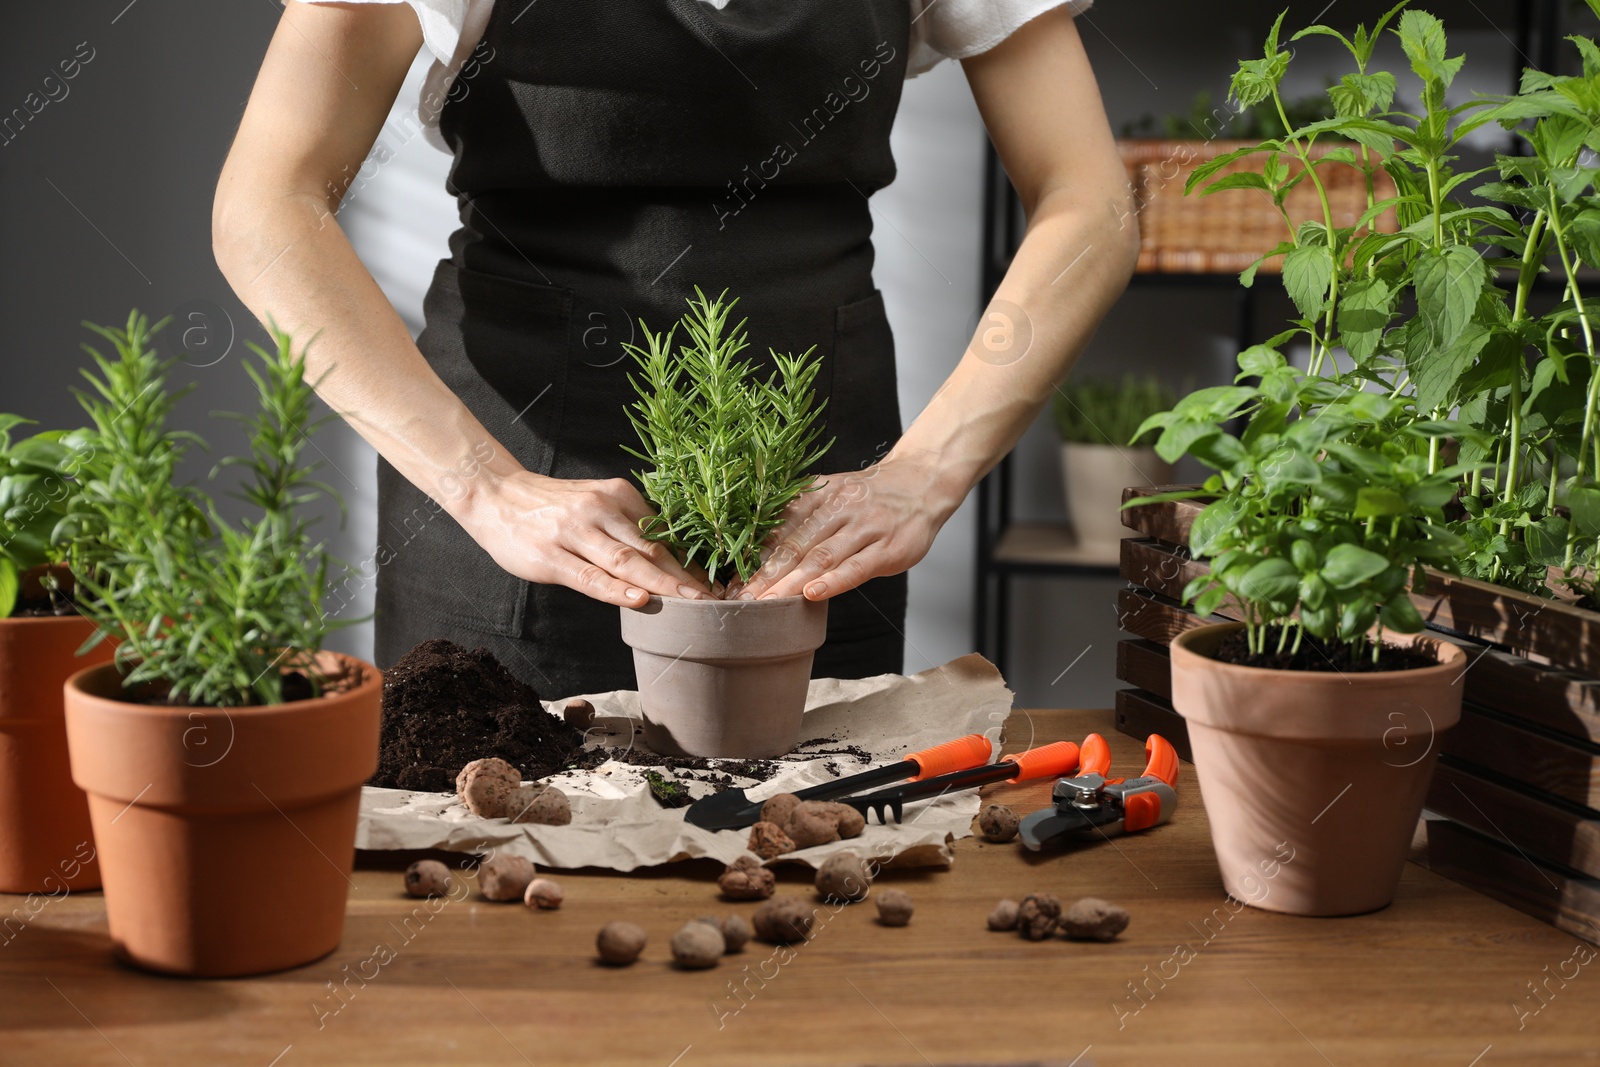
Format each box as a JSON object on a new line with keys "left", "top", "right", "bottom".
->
{"left": 213, "top": 0, "right": 1138, "bottom": 698}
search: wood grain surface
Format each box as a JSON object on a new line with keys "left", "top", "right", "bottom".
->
{"left": 2, "top": 710, "right": 1597, "bottom": 1067}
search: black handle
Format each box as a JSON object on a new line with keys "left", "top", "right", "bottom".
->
{"left": 792, "top": 759, "right": 916, "bottom": 803}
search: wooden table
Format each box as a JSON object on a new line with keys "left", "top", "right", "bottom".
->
{"left": 3, "top": 709, "right": 1597, "bottom": 1066}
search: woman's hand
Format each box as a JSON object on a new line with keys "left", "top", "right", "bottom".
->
{"left": 732, "top": 455, "right": 958, "bottom": 602}
{"left": 463, "top": 471, "right": 712, "bottom": 608}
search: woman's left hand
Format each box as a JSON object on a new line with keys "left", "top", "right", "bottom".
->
{"left": 732, "top": 455, "right": 957, "bottom": 602}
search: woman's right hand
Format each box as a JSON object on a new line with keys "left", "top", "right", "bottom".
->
{"left": 462, "top": 470, "right": 711, "bottom": 608}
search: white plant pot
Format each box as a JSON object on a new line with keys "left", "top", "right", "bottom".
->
{"left": 1059, "top": 443, "right": 1174, "bottom": 549}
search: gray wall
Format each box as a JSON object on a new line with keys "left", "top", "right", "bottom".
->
{"left": 4, "top": 1, "right": 1528, "bottom": 707}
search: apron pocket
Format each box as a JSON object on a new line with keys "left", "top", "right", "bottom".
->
{"left": 828, "top": 289, "right": 901, "bottom": 470}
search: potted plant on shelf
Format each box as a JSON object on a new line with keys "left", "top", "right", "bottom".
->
{"left": 0, "top": 410, "right": 113, "bottom": 894}
{"left": 1052, "top": 374, "right": 1176, "bottom": 550}
{"left": 59, "top": 312, "right": 380, "bottom": 977}
{"left": 619, "top": 288, "right": 832, "bottom": 758}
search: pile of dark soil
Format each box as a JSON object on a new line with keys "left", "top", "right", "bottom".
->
{"left": 371, "top": 639, "right": 588, "bottom": 791}
{"left": 1214, "top": 627, "right": 1440, "bottom": 673}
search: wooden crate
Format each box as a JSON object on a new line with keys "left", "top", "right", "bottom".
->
{"left": 1113, "top": 486, "right": 1600, "bottom": 941}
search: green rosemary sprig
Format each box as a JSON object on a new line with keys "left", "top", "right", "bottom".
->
{"left": 623, "top": 288, "right": 832, "bottom": 588}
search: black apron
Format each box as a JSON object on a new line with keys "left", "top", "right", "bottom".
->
{"left": 374, "top": 0, "right": 913, "bottom": 699}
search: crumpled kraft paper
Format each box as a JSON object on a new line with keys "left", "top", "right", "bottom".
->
{"left": 355, "top": 653, "right": 1013, "bottom": 871}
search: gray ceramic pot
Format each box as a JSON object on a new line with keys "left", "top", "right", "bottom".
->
{"left": 619, "top": 595, "right": 829, "bottom": 758}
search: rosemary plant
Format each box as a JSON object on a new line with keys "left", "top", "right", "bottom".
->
{"left": 1052, "top": 374, "right": 1177, "bottom": 447}
{"left": 623, "top": 288, "right": 832, "bottom": 589}
{"left": 64, "top": 311, "right": 343, "bottom": 707}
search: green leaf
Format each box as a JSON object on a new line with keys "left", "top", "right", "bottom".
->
{"left": 1282, "top": 245, "right": 1333, "bottom": 320}
{"left": 1240, "top": 557, "right": 1299, "bottom": 604}
{"left": 1412, "top": 323, "right": 1492, "bottom": 413}
{"left": 1413, "top": 245, "right": 1487, "bottom": 351}
{"left": 0, "top": 558, "right": 16, "bottom": 619}
{"left": 1323, "top": 543, "right": 1390, "bottom": 589}
{"left": 1354, "top": 487, "right": 1408, "bottom": 517}
{"left": 1570, "top": 485, "right": 1600, "bottom": 538}
{"left": 1379, "top": 594, "right": 1425, "bottom": 633}
{"left": 1200, "top": 171, "right": 1273, "bottom": 195}
{"left": 1568, "top": 209, "right": 1600, "bottom": 271}
{"left": 1337, "top": 277, "right": 1393, "bottom": 362}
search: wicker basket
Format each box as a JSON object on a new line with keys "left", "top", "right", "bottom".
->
{"left": 1119, "top": 139, "right": 1398, "bottom": 275}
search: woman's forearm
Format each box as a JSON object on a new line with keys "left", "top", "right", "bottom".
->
{"left": 887, "top": 181, "right": 1140, "bottom": 519}
{"left": 213, "top": 185, "right": 523, "bottom": 525}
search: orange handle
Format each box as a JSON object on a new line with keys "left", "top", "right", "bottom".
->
{"left": 1141, "top": 734, "right": 1180, "bottom": 786}
{"left": 1079, "top": 733, "right": 1112, "bottom": 777}
{"left": 1000, "top": 741, "right": 1081, "bottom": 782}
{"left": 905, "top": 733, "right": 995, "bottom": 781}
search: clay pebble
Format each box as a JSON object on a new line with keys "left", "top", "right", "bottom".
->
{"left": 478, "top": 854, "right": 536, "bottom": 902}
{"left": 404, "top": 859, "right": 453, "bottom": 898}
{"left": 523, "top": 877, "right": 564, "bottom": 909}
{"left": 814, "top": 850, "right": 872, "bottom": 904}
{"left": 876, "top": 889, "right": 914, "bottom": 927}
{"left": 671, "top": 922, "right": 724, "bottom": 969}
{"left": 1017, "top": 893, "right": 1061, "bottom": 940}
{"left": 753, "top": 896, "right": 814, "bottom": 944}
{"left": 978, "top": 803, "right": 1020, "bottom": 843}
{"left": 718, "top": 855, "right": 776, "bottom": 900}
{"left": 1060, "top": 896, "right": 1130, "bottom": 942}
{"left": 597, "top": 921, "right": 646, "bottom": 965}
{"left": 987, "top": 898, "right": 1020, "bottom": 931}
{"left": 748, "top": 820, "right": 797, "bottom": 860}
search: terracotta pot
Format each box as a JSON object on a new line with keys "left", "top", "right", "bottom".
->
{"left": 1060, "top": 443, "right": 1174, "bottom": 549}
{"left": 0, "top": 613, "right": 114, "bottom": 893}
{"left": 63, "top": 653, "right": 382, "bottom": 977}
{"left": 1169, "top": 622, "right": 1464, "bottom": 917}
{"left": 619, "top": 595, "right": 828, "bottom": 757}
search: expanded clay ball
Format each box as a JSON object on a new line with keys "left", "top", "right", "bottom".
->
{"left": 457, "top": 757, "right": 523, "bottom": 819}
{"left": 748, "top": 820, "right": 796, "bottom": 860}
{"left": 876, "top": 889, "right": 914, "bottom": 927}
{"left": 1017, "top": 893, "right": 1062, "bottom": 940}
{"left": 509, "top": 786, "right": 572, "bottom": 826}
{"left": 814, "top": 850, "right": 872, "bottom": 904}
{"left": 1060, "top": 897, "right": 1130, "bottom": 942}
{"left": 783, "top": 800, "right": 842, "bottom": 849}
{"left": 760, "top": 792, "right": 802, "bottom": 826}
{"left": 404, "top": 859, "right": 453, "bottom": 898}
{"left": 671, "top": 921, "right": 724, "bottom": 969}
{"left": 478, "top": 854, "right": 536, "bottom": 902}
{"left": 720, "top": 914, "right": 754, "bottom": 953}
{"left": 978, "top": 804, "right": 1020, "bottom": 843}
{"left": 826, "top": 802, "right": 866, "bottom": 840}
{"left": 718, "top": 855, "right": 776, "bottom": 900}
{"left": 753, "top": 895, "right": 814, "bottom": 944}
{"left": 597, "top": 921, "right": 646, "bottom": 965}
{"left": 523, "top": 877, "right": 564, "bottom": 909}
{"left": 987, "top": 898, "right": 1020, "bottom": 931}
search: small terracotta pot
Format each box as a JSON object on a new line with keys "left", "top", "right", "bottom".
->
{"left": 619, "top": 595, "right": 828, "bottom": 757}
{"left": 0, "top": 613, "right": 114, "bottom": 893}
{"left": 63, "top": 653, "right": 382, "bottom": 977}
{"left": 1060, "top": 443, "right": 1174, "bottom": 549}
{"left": 1170, "top": 622, "right": 1464, "bottom": 917}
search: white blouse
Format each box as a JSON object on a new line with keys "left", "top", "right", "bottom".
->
{"left": 296, "top": 0, "right": 1093, "bottom": 151}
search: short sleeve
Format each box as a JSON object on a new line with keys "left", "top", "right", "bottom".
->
{"left": 907, "top": 0, "right": 1093, "bottom": 77}
{"left": 289, "top": 0, "right": 493, "bottom": 151}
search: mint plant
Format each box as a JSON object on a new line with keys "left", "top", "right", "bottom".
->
{"left": 623, "top": 288, "right": 831, "bottom": 589}
{"left": 63, "top": 312, "right": 345, "bottom": 707}
{"left": 1133, "top": 0, "right": 1600, "bottom": 653}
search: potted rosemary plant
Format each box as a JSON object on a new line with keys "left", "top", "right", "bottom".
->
{"left": 619, "top": 289, "right": 831, "bottom": 757}
{"left": 0, "top": 407, "right": 113, "bottom": 894}
{"left": 1051, "top": 374, "right": 1176, "bottom": 549}
{"left": 59, "top": 312, "right": 380, "bottom": 977}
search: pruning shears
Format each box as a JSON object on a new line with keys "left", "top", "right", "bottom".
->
{"left": 1018, "top": 733, "right": 1180, "bottom": 851}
